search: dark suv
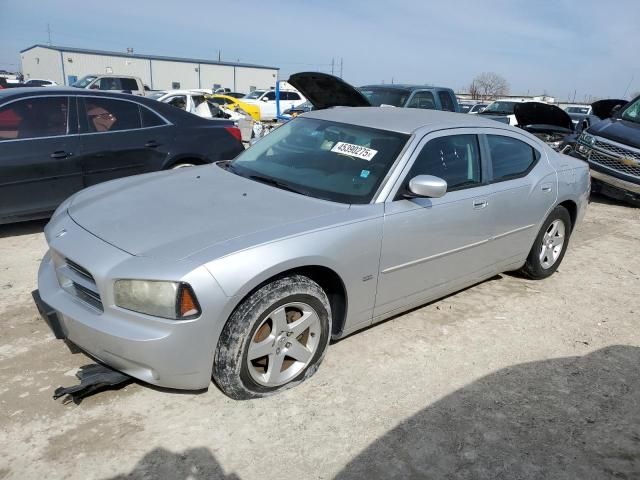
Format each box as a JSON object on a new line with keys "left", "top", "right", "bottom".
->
{"left": 358, "top": 84, "right": 459, "bottom": 112}
{"left": 573, "top": 95, "right": 640, "bottom": 206}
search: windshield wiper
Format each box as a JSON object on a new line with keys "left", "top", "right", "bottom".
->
{"left": 248, "top": 174, "right": 310, "bottom": 196}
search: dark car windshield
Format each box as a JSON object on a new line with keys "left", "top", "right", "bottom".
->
{"left": 72, "top": 75, "right": 97, "bottom": 88}
{"left": 620, "top": 97, "right": 640, "bottom": 124}
{"left": 566, "top": 106, "right": 590, "bottom": 114}
{"left": 359, "top": 87, "right": 411, "bottom": 107}
{"left": 244, "top": 90, "right": 265, "bottom": 100}
{"left": 481, "top": 101, "right": 517, "bottom": 114}
{"left": 230, "top": 117, "right": 409, "bottom": 204}
{"left": 459, "top": 104, "right": 472, "bottom": 113}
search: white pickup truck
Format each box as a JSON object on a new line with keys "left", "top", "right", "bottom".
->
{"left": 71, "top": 74, "right": 148, "bottom": 96}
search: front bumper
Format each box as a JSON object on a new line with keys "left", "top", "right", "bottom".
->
{"left": 590, "top": 168, "right": 640, "bottom": 195}
{"left": 36, "top": 215, "right": 235, "bottom": 390}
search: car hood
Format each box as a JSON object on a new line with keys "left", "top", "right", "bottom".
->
{"left": 514, "top": 102, "right": 572, "bottom": 131}
{"left": 68, "top": 165, "right": 348, "bottom": 261}
{"left": 591, "top": 99, "right": 628, "bottom": 120}
{"left": 287, "top": 72, "right": 371, "bottom": 110}
{"left": 588, "top": 118, "right": 640, "bottom": 150}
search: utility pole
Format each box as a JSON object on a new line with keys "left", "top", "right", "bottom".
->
{"left": 218, "top": 50, "right": 221, "bottom": 62}
{"left": 331, "top": 58, "right": 334, "bottom": 75}
{"left": 339, "top": 57, "right": 343, "bottom": 78}
{"left": 47, "top": 23, "right": 52, "bottom": 46}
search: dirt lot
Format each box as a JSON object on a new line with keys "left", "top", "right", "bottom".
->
{"left": 1, "top": 196, "right": 639, "bottom": 480}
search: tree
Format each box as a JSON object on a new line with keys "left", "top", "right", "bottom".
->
{"left": 469, "top": 72, "right": 510, "bottom": 100}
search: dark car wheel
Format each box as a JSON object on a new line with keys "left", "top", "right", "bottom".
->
{"left": 213, "top": 275, "right": 331, "bottom": 400}
{"left": 520, "top": 206, "right": 572, "bottom": 279}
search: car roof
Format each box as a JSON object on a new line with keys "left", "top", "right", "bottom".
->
{"left": 303, "top": 107, "right": 507, "bottom": 134}
{"left": 359, "top": 84, "right": 453, "bottom": 92}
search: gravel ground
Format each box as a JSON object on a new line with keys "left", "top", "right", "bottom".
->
{"left": 0, "top": 196, "right": 639, "bottom": 480}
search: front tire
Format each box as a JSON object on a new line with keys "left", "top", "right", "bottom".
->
{"left": 520, "top": 206, "right": 572, "bottom": 279}
{"left": 213, "top": 275, "right": 331, "bottom": 400}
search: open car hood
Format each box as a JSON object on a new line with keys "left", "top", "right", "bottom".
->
{"left": 514, "top": 102, "right": 573, "bottom": 132}
{"left": 591, "top": 99, "right": 628, "bottom": 120}
{"left": 287, "top": 72, "right": 370, "bottom": 110}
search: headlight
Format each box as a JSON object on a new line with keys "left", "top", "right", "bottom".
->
{"left": 114, "top": 280, "right": 201, "bottom": 320}
{"left": 579, "top": 132, "right": 596, "bottom": 146}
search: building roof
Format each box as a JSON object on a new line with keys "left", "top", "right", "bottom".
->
{"left": 304, "top": 106, "right": 513, "bottom": 134}
{"left": 20, "top": 44, "right": 279, "bottom": 71}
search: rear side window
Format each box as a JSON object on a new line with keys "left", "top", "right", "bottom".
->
{"left": 83, "top": 97, "right": 141, "bottom": 132}
{"left": 0, "top": 97, "right": 69, "bottom": 140}
{"left": 140, "top": 106, "right": 166, "bottom": 127}
{"left": 120, "top": 78, "right": 139, "bottom": 91}
{"left": 487, "top": 135, "right": 540, "bottom": 182}
{"left": 438, "top": 91, "right": 455, "bottom": 111}
{"left": 281, "top": 92, "right": 300, "bottom": 100}
{"left": 407, "top": 134, "right": 482, "bottom": 191}
{"left": 406, "top": 91, "right": 436, "bottom": 110}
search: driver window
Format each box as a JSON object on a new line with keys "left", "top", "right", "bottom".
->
{"left": 167, "top": 96, "right": 187, "bottom": 110}
{"left": 406, "top": 134, "right": 481, "bottom": 192}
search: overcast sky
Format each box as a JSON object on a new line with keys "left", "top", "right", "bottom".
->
{"left": 1, "top": 0, "right": 638, "bottom": 101}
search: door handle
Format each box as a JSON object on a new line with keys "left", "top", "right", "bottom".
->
{"left": 473, "top": 200, "right": 488, "bottom": 209}
{"left": 541, "top": 184, "right": 553, "bottom": 192}
{"left": 50, "top": 151, "right": 72, "bottom": 159}
{"left": 145, "top": 141, "right": 160, "bottom": 148}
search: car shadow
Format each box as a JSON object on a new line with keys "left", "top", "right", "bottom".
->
{"left": 590, "top": 191, "right": 638, "bottom": 208}
{"left": 335, "top": 345, "right": 640, "bottom": 479}
{"left": 0, "top": 219, "right": 47, "bottom": 239}
{"left": 103, "top": 447, "right": 240, "bottom": 480}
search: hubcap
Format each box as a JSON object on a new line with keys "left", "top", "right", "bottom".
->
{"left": 539, "top": 219, "right": 566, "bottom": 269}
{"left": 247, "top": 302, "right": 321, "bottom": 387}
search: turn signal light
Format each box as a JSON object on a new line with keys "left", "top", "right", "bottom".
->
{"left": 177, "top": 284, "right": 201, "bottom": 318}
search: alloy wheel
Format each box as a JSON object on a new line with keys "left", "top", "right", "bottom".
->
{"left": 539, "top": 219, "right": 566, "bottom": 269}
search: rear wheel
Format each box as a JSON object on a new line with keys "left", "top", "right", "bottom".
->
{"left": 520, "top": 206, "right": 571, "bottom": 279}
{"left": 213, "top": 275, "right": 331, "bottom": 400}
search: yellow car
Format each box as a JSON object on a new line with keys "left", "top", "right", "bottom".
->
{"left": 207, "top": 95, "right": 261, "bottom": 122}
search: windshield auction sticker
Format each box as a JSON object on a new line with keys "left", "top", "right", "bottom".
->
{"left": 331, "top": 142, "right": 378, "bottom": 161}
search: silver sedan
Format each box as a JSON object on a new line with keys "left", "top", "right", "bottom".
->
{"left": 35, "top": 107, "right": 590, "bottom": 399}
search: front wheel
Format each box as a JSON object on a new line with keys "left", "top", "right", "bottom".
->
{"left": 213, "top": 275, "right": 331, "bottom": 400}
{"left": 520, "top": 206, "right": 572, "bottom": 279}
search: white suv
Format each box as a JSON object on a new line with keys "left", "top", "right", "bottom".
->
{"left": 241, "top": 90, "right": 307, "bottom": 121}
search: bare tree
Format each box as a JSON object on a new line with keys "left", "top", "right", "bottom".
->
{"left": 469, "top": 72, "right": 510, "bottom": 100}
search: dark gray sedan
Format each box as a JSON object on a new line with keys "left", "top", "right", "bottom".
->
{"left": 0, "top": 88, "right": 243, "bottom": 224}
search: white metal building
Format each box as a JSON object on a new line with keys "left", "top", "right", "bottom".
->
{"left": 20, "top": 45, "right": 279, "bottom": 93}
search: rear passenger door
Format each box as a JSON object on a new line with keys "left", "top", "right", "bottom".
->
{"left": 0, "top": 96, "right": 82, "bottom": 220}
{"left": 483, "top": 132, "right": 557, "bottom": 268}
{"left": 76, "top": 96, "right": 171, "bottom": 186}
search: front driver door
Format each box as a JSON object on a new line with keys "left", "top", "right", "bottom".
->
{"left": 374, "top": 130, "right": 496, "bottom": 318}
{"left": 0, "top": 95, "right": 82, "bottom": 221}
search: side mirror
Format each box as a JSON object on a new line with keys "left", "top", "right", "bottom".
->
{"left": 262, "top": 97, "right": 270, "bottom": 102}
{"left": 407, "top": 175, "right": 447, "bottom": 198}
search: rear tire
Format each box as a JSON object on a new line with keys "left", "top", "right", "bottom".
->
{"left": 520, "top": 206, "right": 572, "bottom": 279}
{"left": 213, "top": 275, "right": 331, "bottom": 400}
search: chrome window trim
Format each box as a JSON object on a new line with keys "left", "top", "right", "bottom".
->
{"left": 0, "top": 93, "right": 173, "bottom": 143}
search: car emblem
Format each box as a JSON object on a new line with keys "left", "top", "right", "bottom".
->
{"left": 55, "top": 229, "right": 67, "bottom": 238}
{"left": 620, "top": 156, "right": 639, "bottom": 167}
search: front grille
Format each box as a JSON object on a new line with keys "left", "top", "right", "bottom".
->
{"left": 55, "top": 255, "right": 104, "bottom": 312}
{"left": 589, "top": 149, "right": 640, "bottom": 178}
{"left": 594, "top": 139, "right": 640, "bottom": 162}
{"left": 65, "top": 258, "right": 94, "bottom": 281}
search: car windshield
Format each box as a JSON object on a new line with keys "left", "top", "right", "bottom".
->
{"left": 229, "top": 117, "right": 409, "bottom": 204}
{"left": 72, "top": 75, "right": 97, "bottom": 88}
{"left": 481, "top": 101, "right": 517, "bottom": 114}
{"left": 359, "top": 87, "right": 411, "bottom": 107}
{"left": 566, "top": 106, "right": 590, "bottom": 114}
{"left": 244, "top": 90, "right": 265, "bottom": 100}
{"left": 620, "top": 97, "right": 640, "bottom": 124}
{"left": 459, "top": 104, "right": 472, "bottom": 113}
